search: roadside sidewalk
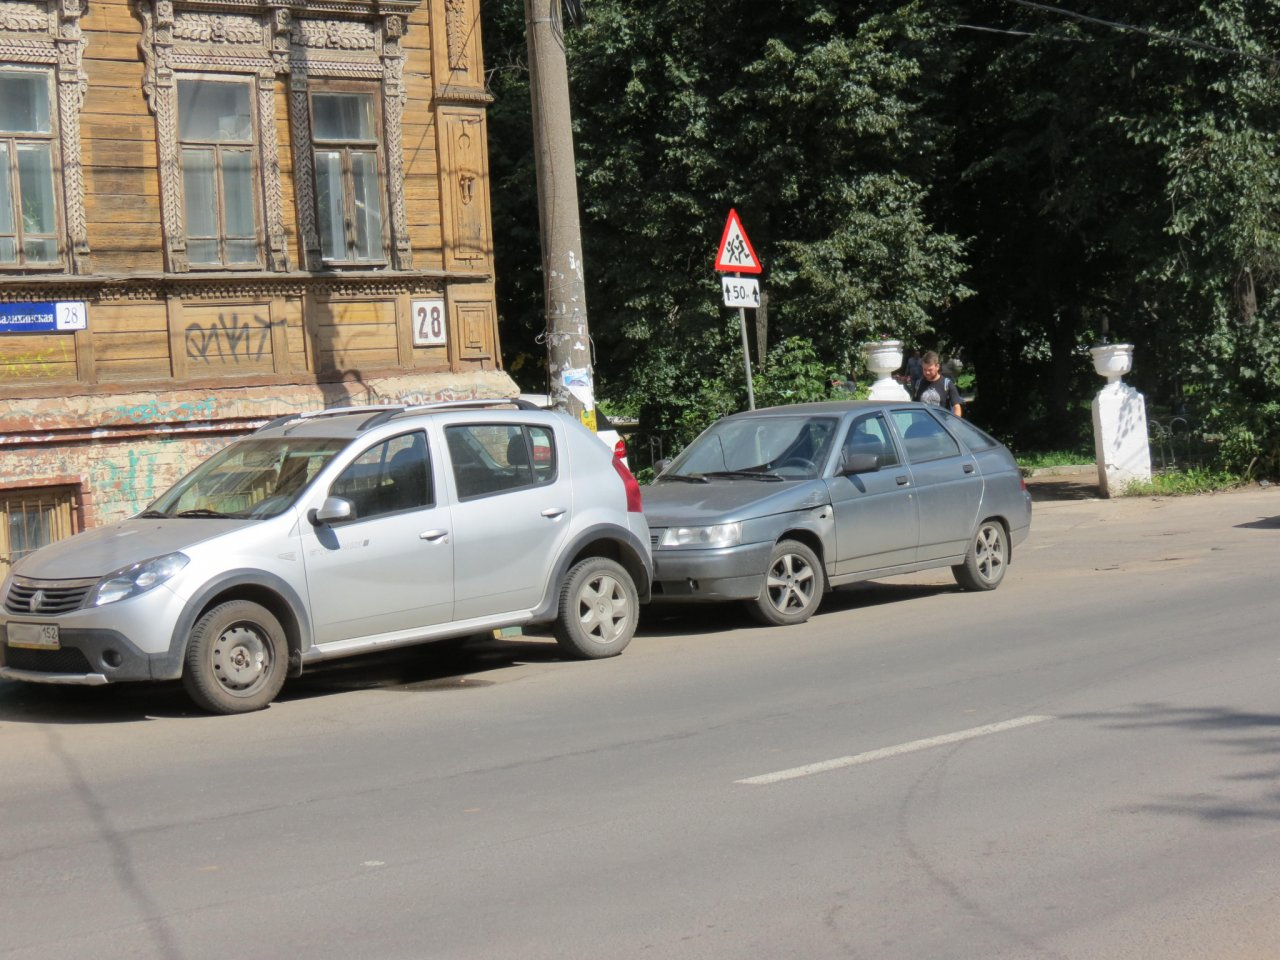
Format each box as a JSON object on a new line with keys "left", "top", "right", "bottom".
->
{"left": 1024, "top": 464, "right": 1100, "bottom": 502}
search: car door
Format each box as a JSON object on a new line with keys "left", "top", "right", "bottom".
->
{"left": 889, "top": 408, "right": 984, "bottom": 562}
{"left": 444, "top": 421, "right": 572, "bottom": 620}
{"left": 300, "top": 430, "right": 454, "bottom": 646}
{"left": 825, "top": 412, "right": 918, "bottom": 574}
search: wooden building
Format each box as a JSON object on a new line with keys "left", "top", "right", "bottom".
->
{"left": 0, "top": 0, "right": 515, "bottom": 574}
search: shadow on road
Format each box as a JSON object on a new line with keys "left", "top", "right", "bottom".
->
{"left": 0, "top": 635, "right": 574, "bottom": 724}
{"left": 1236, "top": 514, "right": 1280, "bottom": 529}
{"left": 1068, "top": 702, "right": 1280, "bottom": 823}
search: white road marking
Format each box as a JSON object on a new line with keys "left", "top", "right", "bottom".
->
{"left": 736, "top": 715, "right": 1055, "bottom": 785}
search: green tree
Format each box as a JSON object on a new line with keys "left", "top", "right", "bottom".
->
{"left": 482, "top": 0, "right": 967, "bottom": 455}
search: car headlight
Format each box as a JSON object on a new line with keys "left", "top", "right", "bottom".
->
{"left": 659, "top": 522, "right": 743, "bottom": 548}
{"left": 93, "top": 553, "right": 189, "bottom": 606}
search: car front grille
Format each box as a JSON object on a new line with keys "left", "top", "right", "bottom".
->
{"left": 2, "top": 645, "right": 94, "bottom": 674}
{"left": 5, "top": 577, "right": 98, "bottom": 616}
{"left": 649, "top": 529, "right": 664, "bottom": 547}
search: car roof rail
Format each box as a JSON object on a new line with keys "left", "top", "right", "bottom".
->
{"left": 390, "top": 397, "right": 542, "bottom": 418}
{"left": 256, "top": 398, "right": 544, "bottom": 434}
{"left": 254, "top": 404, "right": 408, "bottom": 434}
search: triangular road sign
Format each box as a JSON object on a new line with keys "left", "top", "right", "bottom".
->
{"left": 714, "top": 208, "right": 762, "bottom": 274}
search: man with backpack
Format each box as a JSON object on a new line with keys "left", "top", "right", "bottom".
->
{"left": 912, "top": 351, "right": 963, "bottom": 416}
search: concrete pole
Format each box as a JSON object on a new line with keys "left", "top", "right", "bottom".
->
{"left": 525, "top": 0, "right": 595, "bottom": 429}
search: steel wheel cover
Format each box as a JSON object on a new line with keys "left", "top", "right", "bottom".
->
{"left": 576, "top": 573, "right": 631, "bottom": 644}
{"left": 210, "top": 624, "right": 273, "bottom": 695}
{"left": 766, "top": 552, "right": 816, "bottom": 613}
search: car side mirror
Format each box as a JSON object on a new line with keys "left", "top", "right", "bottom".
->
{"left": 309, "top": 496, "right": 354, "bottom": 526}
{"left": 654, "top": 458, "right": 672, "bottom": 476}
{"left": 839, "top": 451, "right": 880, "bottom": 475}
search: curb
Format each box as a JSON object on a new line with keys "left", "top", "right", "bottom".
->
{"left": 1024, "top": 464, "right": 1096, "bottom": 478}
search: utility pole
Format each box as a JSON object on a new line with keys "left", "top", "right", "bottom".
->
{"left": 525, "top": 0, "right": 596, "bottom": 430}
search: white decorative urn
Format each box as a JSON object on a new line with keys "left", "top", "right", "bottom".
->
{"left": 1090, "top": 343, "right": 1134, "bottom": 387}
{"left": 862, "top": 339, "right": 910, "bottom": 401}
{"left": 1089, "top": 342, "right": 1151, "bottom": 497}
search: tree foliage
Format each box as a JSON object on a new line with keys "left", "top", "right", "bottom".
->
{"left": 482, "top": 0, "right": 1280, "bottom": 475}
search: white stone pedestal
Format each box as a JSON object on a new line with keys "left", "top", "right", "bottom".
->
{"left": 863, "top": 340, "right": 911, "bottom": 401}
{"left": 1092, "top": 383, "right": 1152, "bottom": 496}
{"left": 1090, "top": 344, "right": 1152, "bottom": 497}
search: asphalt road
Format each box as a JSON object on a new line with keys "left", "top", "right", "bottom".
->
{"left": 2, "top": 485, "right": 1279, "bottom": 960}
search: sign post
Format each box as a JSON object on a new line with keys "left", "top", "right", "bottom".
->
{"left": 714, "top": 209, "right": 763, "bottom": 409}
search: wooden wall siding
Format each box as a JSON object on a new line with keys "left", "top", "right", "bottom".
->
{"left": 0, "top": 0, "right": 503, "bottom": 402}
{"left": 180, "top": 303, "right": 277, "bottom": 377}
{"left": 91, "top": 301, "right": 172, "bottom": 381}
{"left": 82, "top": 11, "right": 164, "bottom": 275}
{"left": 437, "top": 108, "right": 492, "bottom": 272}
{"left": 0, "top": 335, "right": 77, "bottom": 385}
{"left": 310, "top": 300, "right": 399, "bottom": 373}
{"left": 456, "top": 299, "right": 494, "bottom": 360}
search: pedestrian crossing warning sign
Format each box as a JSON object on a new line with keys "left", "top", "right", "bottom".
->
{"left": 714, "top": 208, "right": 762, "bottom": 274}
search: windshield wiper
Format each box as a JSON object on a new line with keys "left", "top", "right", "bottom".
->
{"left": 174, "top": 508, "right": 236, "bottom": 519}
{"left": 701, "top": 470, "right": 785, "bottom": 482}
{"left": 136, "top": 509, "right": 168, "bottom": 519}
{"left": 661, "top": 473, "right": 710, "bottom": 483}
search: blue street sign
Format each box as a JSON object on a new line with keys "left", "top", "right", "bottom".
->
{"left": 0, "top": 301, "right": 87, "bottom": 333}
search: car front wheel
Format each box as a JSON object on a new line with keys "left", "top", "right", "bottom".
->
{"left": 952, "top": 520, "right": 1008, "bottom": 591}
{"left": 747, "top": 539, "right": 825, "bottom": 626}
{"left": 554, "top": 557, "right": 639, "bottom": 659}
{"left": 182, "top": 600, "right": 288, "bottom": 714}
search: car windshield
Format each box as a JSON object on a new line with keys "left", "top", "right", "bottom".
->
{"left": 666, "top": 415, "right": 838, "bottom": 481}
{"left": 144, "top": 437, "right": 348, "bottom": 519}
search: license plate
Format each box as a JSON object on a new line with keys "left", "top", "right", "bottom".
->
{"left": 7, "top": 622, "right": 60, "bottom": 650}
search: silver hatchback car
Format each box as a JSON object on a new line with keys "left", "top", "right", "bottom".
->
{"left": 0, "top": 400, "right": 651, "bottom": 714}
{"left": 643, "top": 401, "right": 1031, "bottom": 625}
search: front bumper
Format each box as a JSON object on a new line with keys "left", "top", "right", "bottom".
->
{"left": 650, "top": 540, "right": 774, "bottom": 602}
{"left": 0, "top": 625, "right": 178, "bottom": 685}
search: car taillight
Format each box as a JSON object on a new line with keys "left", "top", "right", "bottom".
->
{"left": 611, "top": 455, "right": 643, "bottom": 512}
{"left": 613, "top": 437, "right": 628, "bottom": 462}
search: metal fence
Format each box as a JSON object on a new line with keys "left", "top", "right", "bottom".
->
{"left": 1147, "top": 415, "right": 1206, "bottom": 472}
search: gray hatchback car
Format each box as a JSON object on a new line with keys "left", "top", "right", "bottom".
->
{"left": 644, "top": 401, "right": 1031, "bottom": 625}
{"left": 0, "top": 400, "right": 651, "bottom": 714}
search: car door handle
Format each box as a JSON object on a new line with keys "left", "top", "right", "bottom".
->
{"left": 419, "top": 529, "right": 449, "bottom": 542}
{"left": 895, "top": 475, "right": 910, "bottom": 486}
{"left": 963, "top": 463, "right": 975, "bottom": 474}
{"left": 541, "top": 507, "right": 567, "bottom": 519}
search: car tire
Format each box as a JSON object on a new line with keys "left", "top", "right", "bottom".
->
{"left": 182, "top": 600, "right": 288, "bottom": 714}
{"left": 747, "top": 539, "right": 825, "bottom": 626}
{"left": 952, "top": 520, "right": 1008, "bottom": 591}
{"left": 553, "top": 557, "right": 638, "bottom": 659}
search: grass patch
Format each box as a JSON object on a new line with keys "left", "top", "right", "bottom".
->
{"left": 1015, "top": 448, "right": 1095, "bottom": 470}
{"left": 1122, "top": 468, "right": 1244, "bottom": 496}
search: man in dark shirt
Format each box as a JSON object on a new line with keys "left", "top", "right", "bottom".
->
{"left": 913, "top": 351, "right": 963, "bottom": 416}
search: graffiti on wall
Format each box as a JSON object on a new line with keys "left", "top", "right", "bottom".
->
{"left": 113, "top": 397, "right": 216, "bottom": 425}
{"left": 185, "top": 312, "right": 272, "bottom": 365}
{"left": 0, "top": 341, "right": 73, "bottom": 380}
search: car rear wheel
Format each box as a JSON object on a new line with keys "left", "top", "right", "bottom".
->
{"left": 182, "top": 600, "right": 288, "bottom": 714}
{"left": 554, "top": 557, "right": 638, "bottom": 659}
{"left": 952, "top": 520, "right": 1008, "bottom": 591}
{"left": 747, "top": 539, "right": 824, "bottom": 626}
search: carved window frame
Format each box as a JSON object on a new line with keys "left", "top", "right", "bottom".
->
{"left": 307, "top": 80, "right": 390, "bottom": 267}
{"left": 0, "top": 0, "right": 90, "bottom": 274}
{"left": 288, "top": 13, "right": 414, "bottom": 272}
{"left": 175, "top": 73, "right": 267, "bottom": 270}
{"left": 139, "top": 2, "right": 290, "bottom": 274}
